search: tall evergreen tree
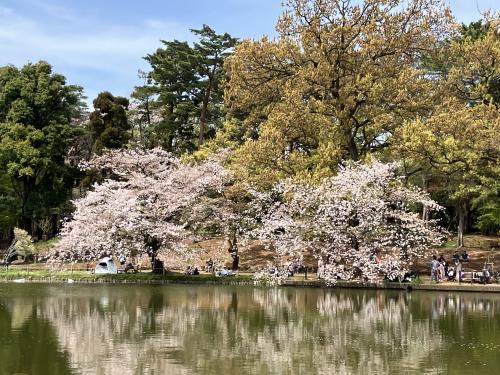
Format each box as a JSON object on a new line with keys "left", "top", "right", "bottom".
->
{"left": 142, "top": 40, "right": 199, "bottom": 152}
{"left": 88, "top": 91, "right": 130, "bottom": 152}
{"left": 129, "top": 71, "right": 157, "bottom": 146}
{"left": 0, "top": 61, "right": 84, "bottom": 233}
{"left": 191, "top": 25, "right": 238, "bottom": 147}
{"left": 135, "top": 25, "right": 236, "bottom": 153}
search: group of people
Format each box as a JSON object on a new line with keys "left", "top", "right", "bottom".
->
{"left": 430, "top": 251, "right": 470, "bottom": 283}
{"left": 204, "top": 258, "right": 236, "bottom": 277}
{"left": 452, "top": 250, "right": 469, "bottom": 263}
{"left": 287, "top": 260, "right": 305, "bottom": 277}
{"left": 185, "top": 265, "right": 200, "bottom": 275}
{"left": 118, "top": 255, "right": 140, "bottom": 273}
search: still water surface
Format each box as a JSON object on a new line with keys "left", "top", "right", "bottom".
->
{"left": 1, "top": 283, "right": 500, "bottom": 374}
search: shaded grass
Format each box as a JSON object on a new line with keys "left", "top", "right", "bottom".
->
{"left": 439, "top": 239, "right": 457, "bottom": 249}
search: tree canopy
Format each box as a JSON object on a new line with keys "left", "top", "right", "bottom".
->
{"left": 394, "top": 15, "right": 500, "bottom": 243}
{"left": 133, "top": 25, "right": 237, "bottom": 153}
{"left": 0, "top": 61, "right": 84, "bottom": 233}
{"left": 1, "top": 4, "right": 499, "bottom": 275}
{"left": 88, "top": 91, "right": 130, "bottom": 152}
{"left": 223, "top": 0, "right": 452, "bottom": 186}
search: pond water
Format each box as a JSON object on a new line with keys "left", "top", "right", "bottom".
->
{"left": 1, "top": 283, "right": 500, "bottom": 375}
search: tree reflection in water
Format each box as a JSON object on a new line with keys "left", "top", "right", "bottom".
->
{"left": 1, "top": 285, "right": 500, "bottom": 375}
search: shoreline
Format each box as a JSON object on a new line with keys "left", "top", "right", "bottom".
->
{"left": 2, "top": 271, "right": 500, "bottom": 293}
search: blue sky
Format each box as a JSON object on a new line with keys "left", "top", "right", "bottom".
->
{"left": 0, "top": 0, "right": 498, "bottom": 105}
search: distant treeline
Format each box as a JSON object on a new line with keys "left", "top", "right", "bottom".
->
{"left": 0, "top": 0, "right": 499, "bottom": 246}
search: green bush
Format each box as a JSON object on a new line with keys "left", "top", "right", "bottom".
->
{"left": 476, "top": 202, "right": 500, "bottom": 235}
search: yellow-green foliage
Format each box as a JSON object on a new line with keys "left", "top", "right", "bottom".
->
{"left": 394, "top": 15, "right": 500, "bottom": 203}
{"left": 223, "top": 0, "right": 453, "bottom": 187}
{"left": 33, "top": 237, "right": 60, "bottom": 254}
{"left": 13, "top": 228, "right": 35, "bottom": 257}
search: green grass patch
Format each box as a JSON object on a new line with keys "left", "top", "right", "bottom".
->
{"left": 0, "top": 268, "right": 255, "bottom": 284}
{"left": 411, "top": 276, "right": 424, "bottom": 285}
{"left": 439, "top": 239, "right": 457, "bottom": 249}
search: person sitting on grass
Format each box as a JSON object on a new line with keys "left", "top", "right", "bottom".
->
{"left": 185, "top": 266, "right": 200, "bottom": 275}
{"left": 447, "top": 266, "right": 455, "bottom": 281}
{"left": 123, "top": 262, "right": 138, "bottom": 273}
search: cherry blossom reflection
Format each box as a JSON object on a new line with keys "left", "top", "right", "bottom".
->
{"left": 3, "top": 285, "right": 500, "bottom": 375}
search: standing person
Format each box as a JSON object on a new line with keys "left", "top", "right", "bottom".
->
{"left": 455, "top": 259, "right": 462, "bottom": 283}
{"left": 438, "top": 255, "right": 448, "bottom": 280}
{"left": 438, "top": 261, "right": 445, "bottom": 283}
{"left": 430, "top": 255, "right": 439, "bottom": 282}
{"left": 206, "top": 258, "right": 214, "bottom": 273}
{"left": 317, "top": 257, "right": 324, "bottom": 279}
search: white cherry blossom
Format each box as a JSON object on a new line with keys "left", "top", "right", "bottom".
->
{"left": 255, "top": 160, "right": 444, "bottom": 283}
{"left": 53, "top": 148, "right": 227, "bottom": 267}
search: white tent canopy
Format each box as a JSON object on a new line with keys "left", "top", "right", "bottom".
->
{"left": 94, "top": 257, "right": 117, "bottom": 274}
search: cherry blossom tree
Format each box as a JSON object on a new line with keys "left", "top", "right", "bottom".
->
{"left": 53, "top": 148, "right": 443, "bottom": 280}
{"left": 52, "top": 148, "right": 226, "bottom": 269}
{"left": 255, "top": 160, "right": 444, "bottom": 283}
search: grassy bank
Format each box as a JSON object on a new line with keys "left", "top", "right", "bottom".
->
{"left": 0, "top": 268, "right": 256, "bottom": 284}
{"left": 3, "top": 268, "right": 500, "bottom": 293}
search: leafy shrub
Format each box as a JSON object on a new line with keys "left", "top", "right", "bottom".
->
{"left": 13, "top": 228, "right": 35, "bottom": 257}
{"left": 476, "top": 202, "right": 500, "bottom": 235}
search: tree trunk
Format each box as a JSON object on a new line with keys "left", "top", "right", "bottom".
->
{"left": 140, "top": 97, "right": 151, "bottom": 145}
{"left": 457, "top": 205, "right": 465, "bottom": 248}
{"left": 145, "top": 97, "right": 151, "bottom": 128}
{"left": 343, "top": 125, "right": 359, "bottom": 161}
{"left": 422, "top": 205, "right": 429, "bottom": 223}
{"left": 31, "top": 220, "right": 37, "bottom": 240}
{"left": 198, "top": 80, "right": 212, "bottom": 148}
{"left": 227, "top": 235, "right": 239, "bottom": 271}
{"left": 465, "top": 201, "right": 472, "bottom": 233}
{"left": 19, "top": 176, "right": 34, "bottom": 234}
{"left": 146, "top": 236, "right": 163, "bottom": 273}
{"left": 422, "top": 175, "right": 429, "bottom": 223}
{"left": 21, "top": 204, "right": 32, "bottom": 234}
